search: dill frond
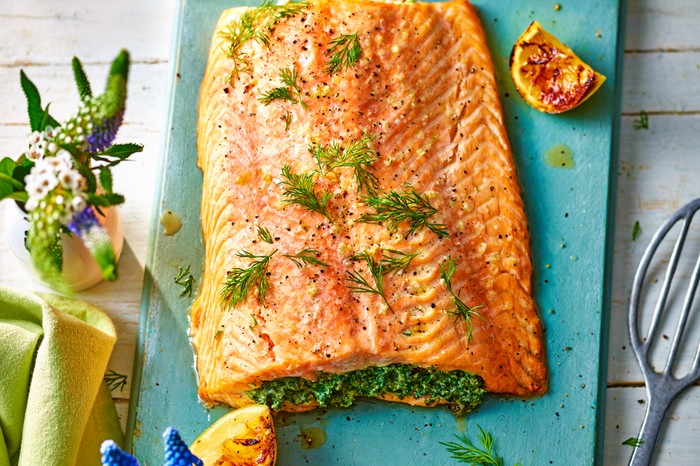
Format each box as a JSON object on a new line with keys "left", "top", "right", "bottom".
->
{"left": 284, "top": 248, "right": 328, "bottom": 269}
{"left": 346, "top": 251, "right": 393, "bottom": 313}
{"left": 260, "top": 66, "right": 308, "bottom": 108}
{"left": 278, "top": 165, "right": 332, "bottom": 222}
{"left": 325, "top": 32, "right": 362, "bottom": 74}
{"left": 356, "top": 184, "right": 448, "bottom": 237}
{"left": 310, "top": 133, "right": 379, "bottom": 194}
{"left": 174, "top": 265, "right": 195, "bottom": 297}
{"left": 440, "top": 426, "right": 506, "bottom": 466}
{"left": 440, "top": 256, "right": 484, "bottom": 342}
{"left": 222, "top": 0, "right": 308, "bottom": 81}
{"left": 104, "top": 370, "right": 128, "bottom": 392}
{"left": 221, "top": 249, "right": 277, "bottom": 308}
{"left": 380, "top": 249, "right": 418, "bottom": 276}
{"left": 257, "top": 225, "right": 274, "bottom": 244}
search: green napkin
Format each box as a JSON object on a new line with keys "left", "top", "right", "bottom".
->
{"left": 0, "top": 287, "right": 124, "bottom": 466}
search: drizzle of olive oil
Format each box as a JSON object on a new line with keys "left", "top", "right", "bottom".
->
{"left": 455, "top": 416, "right": 467, "bottom": 433}
{"left": 300, "top": 426, "right": 327, "bottom": 449}
{"left": 545, "top": 144, "right": 575, "bottom": 169}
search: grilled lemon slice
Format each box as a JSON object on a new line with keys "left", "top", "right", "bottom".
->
{"left": 190, "top": 405, "right": 276, "bottom": 466}
{"left": 510, "top": 21, "right": 605, "bottom": 113}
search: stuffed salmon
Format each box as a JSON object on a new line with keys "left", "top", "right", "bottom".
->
{"left": 191, "top": 0, "right": 547, "bottom": 414}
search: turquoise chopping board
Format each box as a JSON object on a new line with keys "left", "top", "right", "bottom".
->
{"left": 127, "top": 0, "right": 625, "bottom": 464}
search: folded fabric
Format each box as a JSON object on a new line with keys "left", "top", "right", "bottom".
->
{"left": 0, "top": 287, "right": 124, "bottom": 466}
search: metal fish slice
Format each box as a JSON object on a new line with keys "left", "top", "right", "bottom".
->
{"left": 628, "top": 198, "right": 700, "bottom": 466}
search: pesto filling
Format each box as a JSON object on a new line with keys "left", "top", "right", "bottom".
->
{"left": 247, "top": 364, "right": 486, "bottom": 416}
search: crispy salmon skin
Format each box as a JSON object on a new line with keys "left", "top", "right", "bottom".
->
{"left": 192, "top": 0, "right": 547, "bottom": 410}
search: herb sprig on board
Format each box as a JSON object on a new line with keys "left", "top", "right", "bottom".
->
{"left": 257, "top": 225, "right": 274, "bottom": 244}
{"left": 310, "top": 133, "right": 379, "bottom": 194}
{"left": 222, "top": 0, "right": 308, "bottom": 80}
{"left": 221, "top": 249, "right": 277, "bottom": 307}
{"left": 441, "top": 257, "right": 484, "bottom": 342}
{"left": 440, "top": 425, "right": 522, "bottom": 465}
{"left": 380, "top": 249, "right": 418, "bottom": 276}
{"left": 325, "top": 32, "right": 362, "bottom": 74}
{"left": 356, "top": 185, "right": 448, "bottom": 238}
{"left": 174, "top": 265, "right": 195, "bottom": 297}
{"left": 278, "top": 165, "right": 332, "bottom": 222}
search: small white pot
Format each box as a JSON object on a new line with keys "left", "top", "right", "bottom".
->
{"left": 4, "top": 200, "right": 124, "bottom": 291}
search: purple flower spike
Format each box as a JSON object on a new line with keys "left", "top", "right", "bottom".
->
{"left": 100, "top": 440, "right": 140, "bottom": 466}
{"left": 163, "top": 427, "right": 203, "bottom": 466}
{"left": 87, "top": 111, "right": 124, "bottom": 153}
{"left": 67, "top": 206, "right": 117, "bottom": 280}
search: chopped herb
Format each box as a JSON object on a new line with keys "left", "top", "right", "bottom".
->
{"left": 283, "top": 111, "right": 292, "bottom": 131}
{"left": 214, "top": 329, "right": 223, "bottom": 340}
{"left": 347, "top": 251, "right": 393, "bottom": 313}
{"left": 622, "top": 437, "right": 645, "bottom": 447}
{"left": 259, "top": 66, "right": 308, "bottom": 108}
{"left": 104, "top": 370, "right": 128, "bottom": 392}
{"left": 440, "top": 425, "right": 515, "bottom": 465}
{"left": 380, "top": 249, "right": 418, "bottom": 276}
{"left": 257, "top": 225, "right": 274, "bottom": 244}
{"left": 221, "top": 249, "right": 277, "bottom": 308}
{"left": 278, "top": 165, "right": 332, "bottom": 222}
{"left": 632, "top": 220, "right": 641, "bottom": 241}
{"left": 310, "top": 133, "right": 379, "bottom": 194}
{"left": 325, "top": 32, "right": 362, "bottom": 74}
{"left": 222, "top": 0, "right": 308, "bottom": 80}
{"left": 622, "top": 437, "right": 644, "bottom": 447}
{"left": 249, "top": 364, "right": 485, "bottom": 415}
{"left": 633, "top": 110, "right": 649, "bottom": 130}
{"left": 174, "top": 265, "right": 195, "bottom": 297}
{"left": 356, "top": 185, "right": 448, "bottom": 237}
{"left": 284, "top": 248, "right": 328, "bottom": 269}
{"left": 250, "top": 313, "right": 258, "bottom": 330}
{"left": 441, "top": 257, "right": 484, "bottom": 342}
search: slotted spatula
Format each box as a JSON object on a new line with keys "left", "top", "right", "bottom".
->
{"left": 628, "top": 198, "right": 700, "bottom": 466}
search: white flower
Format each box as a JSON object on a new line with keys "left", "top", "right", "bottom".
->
{"left": 57, "top": 168, "right": 82, "bottom": 192}
{"left": 47, "top": 142, "right": 58, "bottom": 154}
{"left": 26, "top": 147, "right": 42, "bottom": 161}
{"left": 54, "top": 194, "right": 65, "bottom": 206}
{"left": 55, "top": 149, "right": 73, "bottom": 165}
{"left": 25, "top": 198, "right": 38, "bottom": 212}
{"left": 70, "top": 195, "right": 86, "bottom": 214}
{"left": 44, "top": 126, "right": 56, "bottom": 138}
{"left": 29, "top": 131, "right": 43, "bottom": 145}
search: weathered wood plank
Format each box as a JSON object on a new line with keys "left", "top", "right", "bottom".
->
{"left": 608, "top": 113, "right": 700, "bottom": 385}
{"left": 0, "top": 0, "right": 175, "bottom": 66}
{"left": 625, "top": 0, "right": 700, "bottom": 52}
{"left": 621, "top": 52, "right": 700, "bottom": 114}
{"left": 604, "top": 386, "right": 700, "bottom": 465}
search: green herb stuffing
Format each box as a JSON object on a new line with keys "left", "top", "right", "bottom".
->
{"left": 247, "top": 364, "right": 485, "bottom": 415}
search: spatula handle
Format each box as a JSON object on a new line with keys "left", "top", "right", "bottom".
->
{"left": 628, "top": 391, "right": 673, "bottom": 466}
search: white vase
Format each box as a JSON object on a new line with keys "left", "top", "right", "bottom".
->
{"left": 4, "top": 200, "right": 124, "bottom": 291}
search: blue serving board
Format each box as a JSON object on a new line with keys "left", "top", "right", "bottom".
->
{"left": 127, "top": 0, "right": 625, "bottom": 464}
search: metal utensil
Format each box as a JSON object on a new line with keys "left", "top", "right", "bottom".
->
{"left": 628, "top": 198, "right": 700, "bottom": 466}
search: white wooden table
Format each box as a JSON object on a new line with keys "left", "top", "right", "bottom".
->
{"left": 0, "top": 1, "right": 698, "bottom": 464}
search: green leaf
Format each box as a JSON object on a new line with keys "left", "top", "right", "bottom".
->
{"left": 71, "top": 56, "right": 93, "bottom": 100}
{"left": 87, "top": 192, "right": 125, "bottom": 207}
{"left": 0, "top": 172, "right": 24, "bottom": 191}
{"left": 92, "top": 143, "right": 144, "bottom": 167}
{"left": 77, "top": 164, "right": 97, "bottom": 193}
{"left": 39, "top": 104, "right": 60, "bottom": 131}
{"left": 622, "top": 437, "right": 644, "bottom": 447}
{"left": 99, "top": 167, "right": 113, "bottom": 193}
{"left": 0, "top": 157, "right": 17, "bottom": 177}
{"left": 632, "top": 220, "right": 642, "bottom": 241}
{"left": 20, "top": 70, "right": 44, "bottom": 132}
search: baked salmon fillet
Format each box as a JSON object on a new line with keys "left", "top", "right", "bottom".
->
{"left": 191, "top": 0, "right": 547, "bottom": 414}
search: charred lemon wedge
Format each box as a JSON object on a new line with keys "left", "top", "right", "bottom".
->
{"left": 510, "top": 21, "right": 605, "bottom": 113}
{"left": 190, "top": 405, "right": 277, "bottom": 466}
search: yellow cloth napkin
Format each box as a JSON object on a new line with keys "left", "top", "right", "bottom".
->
{"left": 0, "top": 287, "right": 124, "bottom": 466}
